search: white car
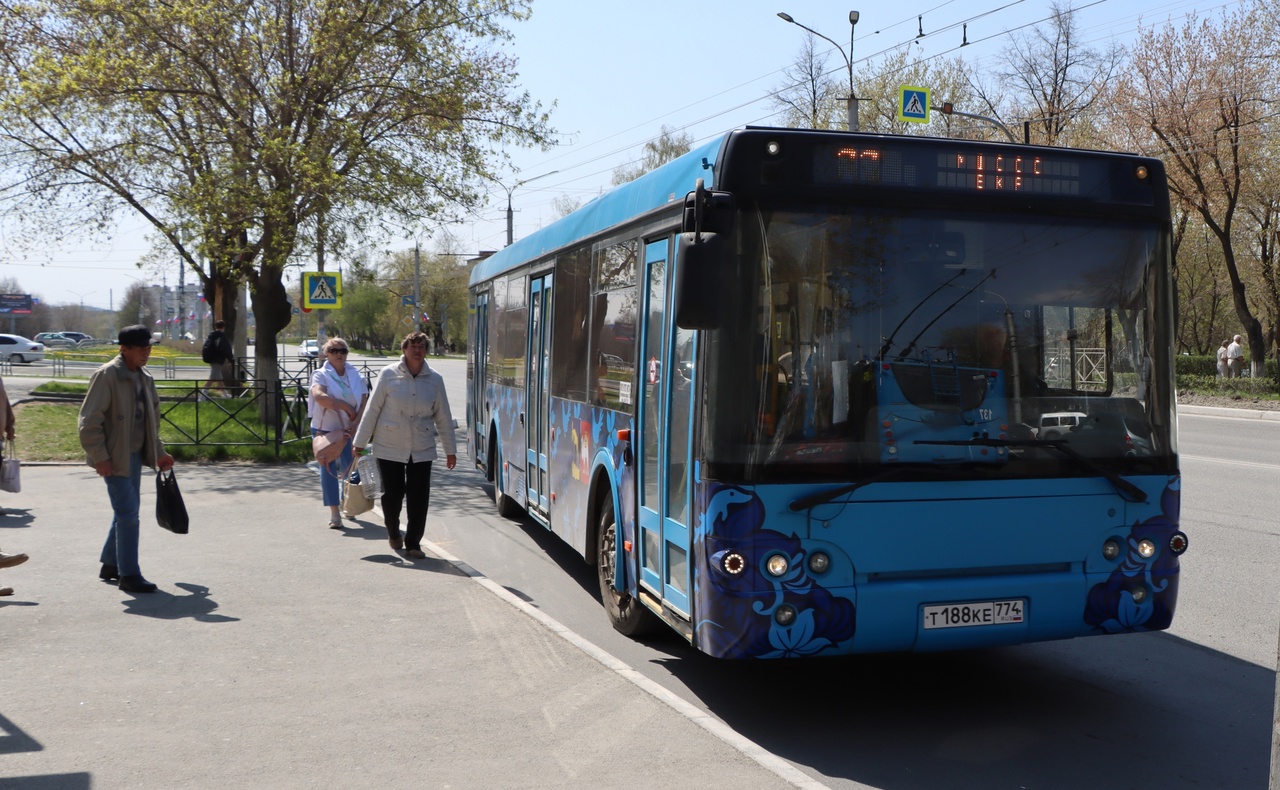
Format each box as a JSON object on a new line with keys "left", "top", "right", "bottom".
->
{"left": 0, "top": 334, "right": 45, "bottom": 363}
{"left": 1037, "top": 411, "right": 1086, "bottom": 440}
{"left": 298, "top": 339, "right": 319, "bottom": 360}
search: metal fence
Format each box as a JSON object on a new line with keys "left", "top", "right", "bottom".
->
{"left": 12, "top": 353, "right": 385, "bottom": 455}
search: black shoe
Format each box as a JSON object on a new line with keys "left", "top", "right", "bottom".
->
{"left": 99, "top": 563, "right": 119, "bottom": 581}
{"left": 117, "top": 575, "right": 158, "bottom": 593}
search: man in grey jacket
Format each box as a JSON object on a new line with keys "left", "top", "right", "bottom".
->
{"left": 78, "top": 325, "right": 174, "bottom": 593}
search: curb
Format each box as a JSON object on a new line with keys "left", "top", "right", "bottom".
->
{"left": 1178, "top": 403, "right": 1280, "bottom": 421}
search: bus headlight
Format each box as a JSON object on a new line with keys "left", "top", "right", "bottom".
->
{"left": 1169, "top": 532, "right": 1189, "bottom": 554}
{"left": 807, "top": 552, "right": 830, "bottom": 574}
{"left": 765, "top": 554, "right": 790, "bottom": 577}
{"left": 1131, "top": 587, "right": 1148, "bottom": 603}
{"left": 775, "top": 604, "right": 797, "bottom": 625}
{"left": 1137, "top": 539, "right": 1156, "bottom": 559}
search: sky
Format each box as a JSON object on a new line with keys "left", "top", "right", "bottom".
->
{"left": 0, "top": 0, "right": 1240, "bottom": 312}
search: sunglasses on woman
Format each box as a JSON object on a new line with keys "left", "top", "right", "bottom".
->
{"left": 329, "top": 348, "right": 349, "bottom": 355}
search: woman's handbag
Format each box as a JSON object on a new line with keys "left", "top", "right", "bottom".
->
{"left": 155, "top": 468, "right": 189, "bottom": 534}
{"left": 312, "top": 409, "right": 347, "bottom": 466}
{"left": 0, "top": 440, "right": 19, "bottom": 494}
{"left": 341, "top": 466, "right": 374, "bottom": 518}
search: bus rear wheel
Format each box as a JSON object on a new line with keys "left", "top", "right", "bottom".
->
{"left": 597, "top": 496, "right": 658, "bottom": 636}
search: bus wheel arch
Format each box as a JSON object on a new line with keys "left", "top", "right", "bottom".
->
{"left": 593, "top": 474, "right": 659, "bottom": 636}
{"left": 490, "top": 428, "right": 521, "bottom": 519}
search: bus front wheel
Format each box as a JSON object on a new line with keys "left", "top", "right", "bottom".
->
{"left": 597, "top": 496, "right": 658, "bottom": 636}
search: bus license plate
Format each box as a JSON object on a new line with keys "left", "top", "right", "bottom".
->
{"left": 922, "top": 600, "right": 1025, "bottom": 630}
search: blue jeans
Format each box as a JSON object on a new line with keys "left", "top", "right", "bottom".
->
{"left": 313, "top": 429, "right": 353, "bottom": 507}
{"left": 100, "top": 452, "right": 144, "bottom": 576}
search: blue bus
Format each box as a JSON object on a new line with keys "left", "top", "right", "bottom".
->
{"left": 467, "top": 128, "right": 1187, "bottom": 659}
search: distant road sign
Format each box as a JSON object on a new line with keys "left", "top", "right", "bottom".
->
{"left": 302, "top": 272, "right": 341, "bottom": 309}
{"left": 898, "top": 86, "right": 930, "bottom": 123}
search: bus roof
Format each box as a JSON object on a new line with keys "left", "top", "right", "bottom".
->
{"left": 469, "top": 135, "right": 726, "bottom": 286}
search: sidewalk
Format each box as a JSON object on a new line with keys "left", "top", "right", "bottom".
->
{"left": 0, "top": 465, "right": 798, "bottom": 789}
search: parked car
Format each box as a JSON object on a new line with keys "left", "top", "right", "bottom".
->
{"left": 1037, "top": 411, "right": 1086, "bottom": 440}
{"left": 1063, "top": 412, "right": 1155, "bottom": 458}
{"left": 0, "top": 334, "right": 45, "bottom": 363}
{"left": 60, "top": 331, "right": 91, "bottom": 343}
{"left": 32, "top": 332, "right": 76, "bottom": 348}
{"left": 298, "top": 339, "right": 319, "bottom": 360}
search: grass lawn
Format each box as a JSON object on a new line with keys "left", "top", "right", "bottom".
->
{"left": 15, "top": 391, "right": 313, "bottom": 463}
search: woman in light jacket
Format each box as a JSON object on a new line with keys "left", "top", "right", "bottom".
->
{"left": 353, "top": 332, "right": 456, "bottom": 558}
{"left": 309, "top": 337, "right": 368, "bottom": 529}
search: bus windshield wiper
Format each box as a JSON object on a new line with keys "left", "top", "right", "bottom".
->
{"left": 912, "top": 437, "right": 1148, "bottom": 503}
{"left": 787, "top": 465, "right": 966, "bottom": 512}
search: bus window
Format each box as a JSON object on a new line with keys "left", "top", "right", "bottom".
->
{"left": 551, "top": 246, "right": 590, "bottom": 401}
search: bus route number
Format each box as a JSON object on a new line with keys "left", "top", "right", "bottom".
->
{"left": 922, "top": 599, "right": 1025, "bottom": 630}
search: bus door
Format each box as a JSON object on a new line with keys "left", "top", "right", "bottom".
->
{"left": 637, "top": 238, "right": 692, "bottom": 616}
{"left": 525, "top": 274, "right": 553, "bottom": 516}
{"left": 472, "top": 291, "right": 489, "bottom": 470}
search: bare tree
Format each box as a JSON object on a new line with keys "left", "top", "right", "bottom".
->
{"left": 770, "top": 33, "right": 842, "bottom": 130}
{"left": 612, "top": 126, "right": 693, "bottom": 185}
{"left": 992, "top": 0, "right": 1124, "bottom": 146}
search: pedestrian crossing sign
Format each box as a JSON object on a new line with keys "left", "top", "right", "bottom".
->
{"left": 898, "top": 85, "right": 930, "bottom": 123}
{"left": 302, "top": 272, "right": 342, "bottom": 309}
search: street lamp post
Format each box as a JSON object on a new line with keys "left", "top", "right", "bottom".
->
{"left": 778, "top": 10, "right": 860, "bottom": 132}
{"left": 502, "top": 170, "right": 560, "bottom": 247}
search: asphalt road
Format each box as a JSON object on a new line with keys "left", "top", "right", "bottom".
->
{"left": 423, "top": 360, "right": 1279, "bottom": 790}
{"left": 2, "top": 354, "right": 1276, "bottom": 788}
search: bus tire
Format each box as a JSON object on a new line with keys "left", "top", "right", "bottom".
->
{"left": 597, "top": 495, "right": 659, "bottom": 636}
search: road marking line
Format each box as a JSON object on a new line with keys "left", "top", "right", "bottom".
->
{"left": 399, "top": 524, "right": 841, "bottom": 790}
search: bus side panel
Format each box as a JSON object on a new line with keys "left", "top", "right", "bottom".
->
{"left": 545, "top": 396, "right": 636, "bottom": 563}
{"left": 488, "top": 381, "right": 527, "bottom": 509}
{"left": 690, "top": 475, "right": 1181, "bottom": 658}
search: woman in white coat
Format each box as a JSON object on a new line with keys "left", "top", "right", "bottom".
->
{"left": 353, "top": 332, "right": 456, "bottom": 559}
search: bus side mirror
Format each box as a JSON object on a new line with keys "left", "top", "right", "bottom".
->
{"left": 675, "top": 232, "right": 725, "bottom": 330}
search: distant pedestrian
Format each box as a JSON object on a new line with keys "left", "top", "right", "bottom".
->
{"left": 0, "top": 372, "right": 25, "bottom": 596}
{"left": 353, "top": 332, "right": 456, "bottom": 559}
{"left": 78, "top": 325, "right": 174, "bottom": 594}
{"left": 308, "top": 337, "right": 368, "bottom": 529}
{"left": 1217, "top": 340, "right": 1229, "bottom": 378}
{"left": 1227, "top": 334, "right": 1245, "bottom": 378}
{"left": 201, "top": 319, "right": 235, "bottom": 397}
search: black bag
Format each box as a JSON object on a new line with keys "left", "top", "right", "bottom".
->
{"left": 201, "top": 333, "right": 219, "bottom": 364}
{"left": 156, "top": 469, "right": 190, "bottom": 534}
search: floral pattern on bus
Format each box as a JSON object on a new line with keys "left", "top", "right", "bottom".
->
{"left": 693, "top": 481, "right": 856, "bottom": 659}
{"left": 1083, "top": 481, "right": 1181, "bottom": 634}
{"left": 486, "top": 382, "right": 526, "bottom": 507}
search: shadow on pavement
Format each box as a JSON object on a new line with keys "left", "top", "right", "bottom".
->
{"left": 0, "top": 775, "right": 89, "bottom": 789}
{"left": 0, "top": 508, "right": 34, "bottom": 529}
{"left": 0, "top": 713, "right": 41, "bottom": 756}
{"left": 120, "top": 582, "right": 239, "bottom": 622}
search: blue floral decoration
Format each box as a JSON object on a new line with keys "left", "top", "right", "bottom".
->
{"left": 1083, "top": 481, "right": 1182, "bottom": 634}
{"left": 694, "top": 483, "right": 856, "bottom": 659}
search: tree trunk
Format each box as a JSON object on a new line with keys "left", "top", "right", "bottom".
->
{"left": 252, "top": 268, "right": 294, "bottom": 428}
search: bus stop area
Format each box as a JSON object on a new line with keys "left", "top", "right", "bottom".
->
{"left": 0, "top": 463, "right": 799, "bottom": 789}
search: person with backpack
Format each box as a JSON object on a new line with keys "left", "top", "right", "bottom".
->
{"left": 202, "top": 320, "right": 234, "bottom": 397}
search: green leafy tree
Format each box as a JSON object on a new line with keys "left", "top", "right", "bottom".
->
{"left": 0, "top": 0, "right": 553, "bottom": 419}
{"left": 1113, "top": 0, "right": 1279, "bottom": 376}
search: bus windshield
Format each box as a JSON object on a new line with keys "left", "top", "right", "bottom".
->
{"left": 703, "top": 202, "right": 1176, "bottom": 483}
